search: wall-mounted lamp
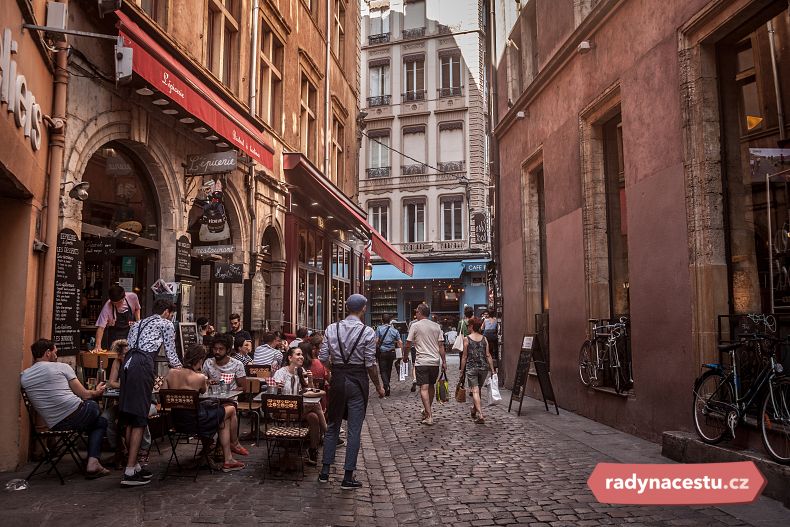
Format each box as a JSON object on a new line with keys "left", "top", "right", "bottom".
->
{"left": 62, "top": 180, "right": 90, "bottom": 201}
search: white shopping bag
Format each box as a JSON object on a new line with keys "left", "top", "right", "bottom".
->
{"left": 487, "top": 374, "right": 502, "bottom": 405}
{"left": 399, "top": 361, "right": 409, "bottom": 382}
{"left": 452, "top": 334, "right": 464, "bottom": 352}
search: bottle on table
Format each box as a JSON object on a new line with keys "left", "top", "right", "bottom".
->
{"left": 96, "top": 356, "right": 106, "bottom": 385}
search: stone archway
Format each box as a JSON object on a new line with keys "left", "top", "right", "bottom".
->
{"left": 260, "top": 223, "right": 285, "bottom": 331}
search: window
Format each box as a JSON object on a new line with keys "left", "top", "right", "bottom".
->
{"left": 440, "top": 54, "right": 462, "bottom": 97}
{"left": 300, "top": 74, "right": 318, "bottom": 160}
{"left": 367, "top": 131, "right": 390, "bottom": 177}
{"left": 298, "top": 226, "right": 325, "bottom": 331}
{"left": 438, "top": 122, "right": 465, "bottom": 173}
{"left": 368, "top": 62, "right": 391, "bottom": 106}
{"left": 258, "top": 20, "right": 283, "bottom": 131}
{"left": 331, "top": 116, "right": 344, "bottom": 185}
{"left": 402, "top": 126, "right": 426, "bottom": 175}
{"left": 331, "top": 244, "right": 351, "bottom": 321}
{"left": 735, "top": 39, "right": 763, "bottom": 133}
{"left": 333, "top": 0, "right": 346, "bottom": 65}
{"left": 141, "top": 0, "right": 166, "bottom": 25}
{"left": 369, "top": 8, "right": 390, "bottom": 43}
{"left": 404, "top": 201, "right": 426, "bottom": 243}
{"left": 369, "top": 203, "right": 389, "bottom": 240}
{"left": 441, "top": 197, "right": 463, "bottom": 241}
{"left": 603, "top": 113, "right": 629, "bottom": 317}
{"left": 206, "top": 0, "right": 239, "bottom": 89}
{"left": 404, "top": 57, "right": 425, "bottom": 101}
{"left": 404, "top": 0, "right": 425, "bottom": 30}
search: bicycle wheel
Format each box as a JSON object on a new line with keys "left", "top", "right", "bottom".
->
{"left": 613, "top": 341, "right": 631, "bottom": 392}
{"left": 760, "top": 377, "right": 790, "bottom": 464}
{"left": 578, "top": 341, "right": 594, "bottom": 386}
{"left": 692, "top": 370, "right": 733, "bottom": 444}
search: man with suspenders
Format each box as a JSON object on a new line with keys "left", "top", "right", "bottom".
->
{"left": 318, "top": 294, "right": 385, "bottom": 489}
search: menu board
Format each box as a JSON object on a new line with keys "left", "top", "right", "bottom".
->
{"left": 175, "top": 235, "right": 192, "bottom": 276}
{"left": 52, "top": 229, "right": 83, "bottom": 355}
{"left": 508, "top": 334, "right": 558, "bottom": 416}
{"left": 84, "top": 236, "right": 115, "bottom": 257}
{"left": 214, "top": 262, "right": 243, "bottom": 283}
{"left": 177, "top": 322, "right": 199, "bottom": 363}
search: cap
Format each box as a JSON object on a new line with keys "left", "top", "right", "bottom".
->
{"left": 346, "top": 294, "right": 368, "bottom": 312}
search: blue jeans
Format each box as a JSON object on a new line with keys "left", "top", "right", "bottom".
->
{"left": 52, "top": 400, "right": 108, "bottom": 460}
{"left": 322, "top": 377, "right": 366, "bottom": 471}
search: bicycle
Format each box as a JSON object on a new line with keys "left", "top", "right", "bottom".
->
{"left": 578, "top": 317, "right": 632, "bottom": 394}
{"left": 692, "top": 331, "right": 790, "bottom": 464}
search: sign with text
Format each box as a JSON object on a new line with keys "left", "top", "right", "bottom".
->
{"left": 177, "top": 322, "right": 199, "bottom": 363}
{"left": 191, "top": 244, "right": 235, "bottom": 256}
{"left": 473, "top": 212, "right": 488, "bottom": 244}
{"left": 84, "top": 236, "right": 116, "bottom": 257}
{"left": 508, "top": 333, "right": 559, "bottom": 416}
{"left": 175, "top": 235, "right": 192, "bottom": 276}
{"left": 464, "top": 261, "right": 487, "bottom": 273}
{"left": 185, "top": 151, "right": 238, "bottom": 176}
{"left": 52, "top": 229, "right": 83, "bottom": 355}
{"left": 213, "top": 262, "right": 243, "bottom": 283}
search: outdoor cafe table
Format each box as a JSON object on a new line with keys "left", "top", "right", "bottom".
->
{"left": 200, "top": 389, "right": 243, "bottom": 402}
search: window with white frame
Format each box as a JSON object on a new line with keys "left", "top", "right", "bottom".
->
{"left": 368, "top": 61, "right": 391, "bottom": 106}
{"left": 369, "top": 8, "right": 390, "bottom": 37}
{"left": 440, "top": 53, "right": 462, "bottom": 97}
{"left": 404, "top": 201, "right": 426, "bottom": 243}
{"left": 401, "top": 126, "right": 427, "bottom": 175}
{"left": 369, "top": 202, "right": 389, "bottom": 240}
{"left": 441, "top": 197, "right": 463, "bottom": 241}
{"left": 367, "top": 131, "right": 390, "bottom": 177}
{"left": 438, "top": 122, "right": 465, "bottom": 172}
{"left": 404, "top": 56, "right": 425, "bottom": 100}
{"left": 258, "top": 20, "right": 283, "bottom": 130}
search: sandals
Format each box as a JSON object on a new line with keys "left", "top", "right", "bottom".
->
{"left": 222, "top": 460, "right": 245, "bottom": 472}
{"left": 85, "top": 467, "right": 111, "bottom": 479}
{"left": 474, "top": 416, "right": 486, "bottom": 424}
{"left": 231, "top": 444, "right": 250, "bottom": 456}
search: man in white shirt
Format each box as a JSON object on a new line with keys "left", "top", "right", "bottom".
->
{"left": 406, "top": 304, "right": 446, "bottom": 426}
{"left": 203, "top": 333, "right": 246, "bottom": 390}
{"left": 288, "top": 327, "right": 309, "bottom": 349}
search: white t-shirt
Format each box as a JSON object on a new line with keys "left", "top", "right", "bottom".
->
{"left": 20, "top": 362, "right": 82, "bottom": 428}
{"left": 407, "top": 318, "right": 444, "bottom": 367}
{"left": 202, "top": 356, "right": 246, "bottom": 390}
{"left": 273, "top": 367, "right": 304, "bottom": 396}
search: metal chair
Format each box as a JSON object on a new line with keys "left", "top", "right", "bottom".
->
{"left": 20, "top": 388, "right": 85, "bottom": 484}
{"left": 258, "top": 394, "right": 309, "bottom": 480}
{"left": 159, "top": 389, "right": 212, "bottom": 481}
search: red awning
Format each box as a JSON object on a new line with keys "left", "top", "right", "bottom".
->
{"left": 116, "top": 12, "right": 273, "bottom": 170}
{"left": 283, "top": 153, "right": 413, "bottom": 276}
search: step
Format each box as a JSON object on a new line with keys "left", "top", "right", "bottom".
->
{"left": 662, "top": 431, "right": 790, "bottom": 508}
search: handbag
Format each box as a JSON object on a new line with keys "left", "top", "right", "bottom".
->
{"left": 435, "top": 371, "right": 450, "bottom": 403}
{"left": 455, "top": 382, "right": 466, "bottom": 403}
{"left": 452, "top": 334, "right": 464, "bottom": 352}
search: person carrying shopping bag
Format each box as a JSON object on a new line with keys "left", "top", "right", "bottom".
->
{"left": 459, "top": 317, "right": 496, "bottom": 424}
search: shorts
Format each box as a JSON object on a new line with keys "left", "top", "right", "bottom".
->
{"left": 415, "top": 365, "right": 440, "bottom": 386}
{"left": 465, "top": 368, "right": 489, "bottom": 388}
{"left": 119, "top": 410, "right": 148, "bottom": 428}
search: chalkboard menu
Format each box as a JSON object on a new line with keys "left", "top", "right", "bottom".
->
{"left": 177, "top": 322, "right": 199, "bottom": 363}
{"left": 84, "top": 236, "right": 115, "bottom": 257}
{"left": 52, "top": 229, "right": 83, "bottom": 355}
{"left": 214, "top": 262, "right": 243, "bottom": 283}
{"left": 508, "top": 334, "right": 559, "bottom": 416}
{"left": 175, "top": 235, "right": 192, "bottom": 276}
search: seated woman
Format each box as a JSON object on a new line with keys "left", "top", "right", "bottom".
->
{"left": 300, "top": 341, "right": 327, "bottom": 411}
{"left": 272, "top": 346, "right": 327, "bottom": 466}
{"left": 161, "top": 345, "right": 247, "bottom": 472}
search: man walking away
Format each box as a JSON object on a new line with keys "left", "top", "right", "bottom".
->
{"left": 375, "top": 314, "right": 402, "bottom": 397}
{"left": 406, "top": 303, "right": 446, "bottom": 425}
{"left": 457, "top": 305, "right": 474, "bottom": 338}
{"left": 119, "top": 299, "right": 179, "bottom": 486}
{"left": 318, "top": 294, "right": 385, "bottom": 489}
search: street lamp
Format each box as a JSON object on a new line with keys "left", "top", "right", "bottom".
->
{"left": 364, "top": 261, "right": 373, "bottom": 281}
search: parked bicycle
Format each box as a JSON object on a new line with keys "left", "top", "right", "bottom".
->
{"left": 692, "top": 329, "right": 790, "bottom": 464}
{"left": 578, "top": 317, "right": 632, "bottom": 394}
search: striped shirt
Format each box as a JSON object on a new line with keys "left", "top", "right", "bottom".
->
{"left": 253, "top": 344, "right": 282, "bottom": 366}
{"left": 319, "top": 315, "right": 376, "bottom": 367}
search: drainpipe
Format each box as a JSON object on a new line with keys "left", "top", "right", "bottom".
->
{"left": 39, "top": 15, "right": 69, "bottom": 339}
{"left": 324, "top": 0, "right": 332, "bottom": 178}
{"left": 767, "top": 20, "right": 786, "bottom": 141}
{"left": 249, "top": 0, "right": 260, "bottom": 118}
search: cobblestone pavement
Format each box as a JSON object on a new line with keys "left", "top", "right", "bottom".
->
{"left": 1, "top": 356, "right": 789, "bottom": 526}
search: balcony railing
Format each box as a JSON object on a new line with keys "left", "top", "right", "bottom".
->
{"left": 438, "top": 86, "right": 463, "bottom": 98}
{"left": 438, "top": 160, "right": 466, "bottom": 173}
{"left": 402, "top": 90, "right": 427, "bottom": 102}
{"left": 402, "top": 27, "right": 425, "bottom": 40}
{"left": 367, "top": 95, "right": 392, "bottom": 107}
{"left": 368, "top": 32, "right": 390, "bottom": 44}
{"left": 401, "top": 163, "right": 428, "bottom": 176}
{"left": 366, "top": 167, "right": 391, "bottom": 178}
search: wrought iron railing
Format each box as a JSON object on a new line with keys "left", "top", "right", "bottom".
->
{"left": 367, "top": 95, "right": 392, "bottom": 107}
{"left": 438, "top": 160, "right": 465, "bottom": 173}
{"left": 402, "top": 90, "right": 427, "bottom": 102}
{"left": 402, "top": 27, "right": 425, "bottom": 40}
{"left": 438, "top": 86, "right": 463, "bottom": 98}
{"left": 368, "top": 33, "right": 390, "bottom": 44}
{"left": 401, "top": 163, "right": 427, "bottom": 176}
{"left": 366, "top": 167, "right": 391, "bottom": 178}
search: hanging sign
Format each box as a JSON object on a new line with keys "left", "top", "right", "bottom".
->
{"left": 196, "top": 175, "right": 230, "bottom": 242}
{"left": 192, "top": 244, "right": 235, "bottom": 256}
{"left": 175, "top": 235, "right": 192, "bottom": 276}
{"left": 473, "top": 212, "right": 488, "bottom": 244}
{"left": 185, "top": 151, "right": 238, "bottom": 176}
{"left": 52, "top": 229, "right": 83, "bottom": 356}
{"left": 84, "top": 236, "right": 116, "bottom": 257}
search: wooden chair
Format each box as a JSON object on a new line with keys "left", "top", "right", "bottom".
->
{"left": 158, "top": 389, "right": 211, "bottom": 481}
{"left": 237, "top": 377, "right": 263, "bottom": 444}
{"left": 258, "top": 394, "right": 309, "bottom": 480}
{"left": 21, "top": 388, "right": 85, "bottom": 484}
{"left": 246, "top": 364, "right": 272, "bottom": 378}
{"left": 79, "top": 352, "right": 99, "bottom": 384}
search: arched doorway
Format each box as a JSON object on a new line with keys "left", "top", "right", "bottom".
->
{"left": 257, "top": 225, "right": 285, "bottom": 332}
{"left": 79, "top": 141, "right": 161, "bottom": 350}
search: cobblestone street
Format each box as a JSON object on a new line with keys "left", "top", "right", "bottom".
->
{"left": 1, "top": 356, "right": 788, "bottom": 526}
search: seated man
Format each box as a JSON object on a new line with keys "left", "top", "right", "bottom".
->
{"left": 231, "top": 335, "right": 253, "bottom": 365}
{"left": 253, "top": 331, "right": 283, "bottom": 367}
{"left": 20, "top": 339, "right": 110, "bottom": 478}
{"left": 203, "top": 333, "right": 247, "bottom": 391}
{"left": 161, "top": 345, "right": 246, "bottom": 472}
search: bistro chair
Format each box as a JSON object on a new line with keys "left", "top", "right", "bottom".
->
{"left": 78, "top": 352, "right": 99, "bottom": 385}
{"left": 258, "top": 394, "right": 309, "bottom": 480}
{"left": 237, "top": 377, "right": 263, "bottom": 445}
{"left": 21, "top": 388, "right": 85, "bottom": 485}
{"left": 245, "top": 364, "right": 272, "bottom": 378}
{"left": 158, "top": 389, "right": 211, "bottom": 481}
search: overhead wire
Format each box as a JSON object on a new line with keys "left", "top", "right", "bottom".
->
{"left": 360, "top": 129, "right": 467, "bottom": 180}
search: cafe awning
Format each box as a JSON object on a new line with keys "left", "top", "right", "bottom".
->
{"left": 116, "top": 11, "right": 273, "bottom": 170}
{"left": 370, "top": 261, "right": 463, "bottom": 281}
{"left": 283, "top": 153, "right": 413, "bottom": 276}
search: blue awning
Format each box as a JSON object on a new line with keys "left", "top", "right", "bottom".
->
{"left": 370, "top": 261, "right": 464, "bottom": 281}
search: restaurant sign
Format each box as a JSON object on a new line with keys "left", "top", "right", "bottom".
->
{"left": 191, "top": 244, "right": 235, "bottom": 256}
{"left": 185, "top": 151, "right": 237, "bottom": 176}
{"left": 0, "top": 27, "right": 44, "bottom": 151}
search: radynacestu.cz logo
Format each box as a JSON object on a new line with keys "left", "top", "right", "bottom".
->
{"left": 587, "top": 462, "right": 766, "bottom": 505}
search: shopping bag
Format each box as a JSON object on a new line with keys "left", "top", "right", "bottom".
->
{"left": 435, "top": 371, "right": 450, "bottom": 403}
{"left": 455, "top": 382, "right": 466, "bottom": 403}
{"left": 452, "top": 334, "right": 464, "bottom": 352}
{"left": 398, "top": 361, "right": 409, "bottom": 382}
{"left": 489, "top": 373, "right": 502, "bottom": 404}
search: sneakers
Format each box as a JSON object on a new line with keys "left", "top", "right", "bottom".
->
{"left": 121, "top": 471, "right": 151, "bottom": 487}
{"left": 318, "top": 472, "right": 329, "bottom": 483}
{"left": 337, "top": 437, "right": 345, "bottom": 447}
{"left": 138, "top": 467, "right": 154, "bottom": 480}
{"left": 222, "top": 460, "right": 245, "bottom": 472}
{"left": 340, "top": 478, "right": 363, "bottom": 490}
{"left": 384, "top": 387, "right": 391, "bottom": 397}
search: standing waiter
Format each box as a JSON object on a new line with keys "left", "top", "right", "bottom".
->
{"left": 92, "top": 285, "right": 141, "bottom": 352}
{"left": 318, "top": 294, "right": 385, "bottom": 489}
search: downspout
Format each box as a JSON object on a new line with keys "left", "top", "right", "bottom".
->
{"left": 246, "top": 0, "right": 260, "bottom": 332}
{"left": 324, "top": 0, "right": 332, "bottom": 177}
{"left": 767, "top": 20, "right": 786, "bottom": 141}
{"left": 39, "top": 6, "right": 69, "bottom": 339}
